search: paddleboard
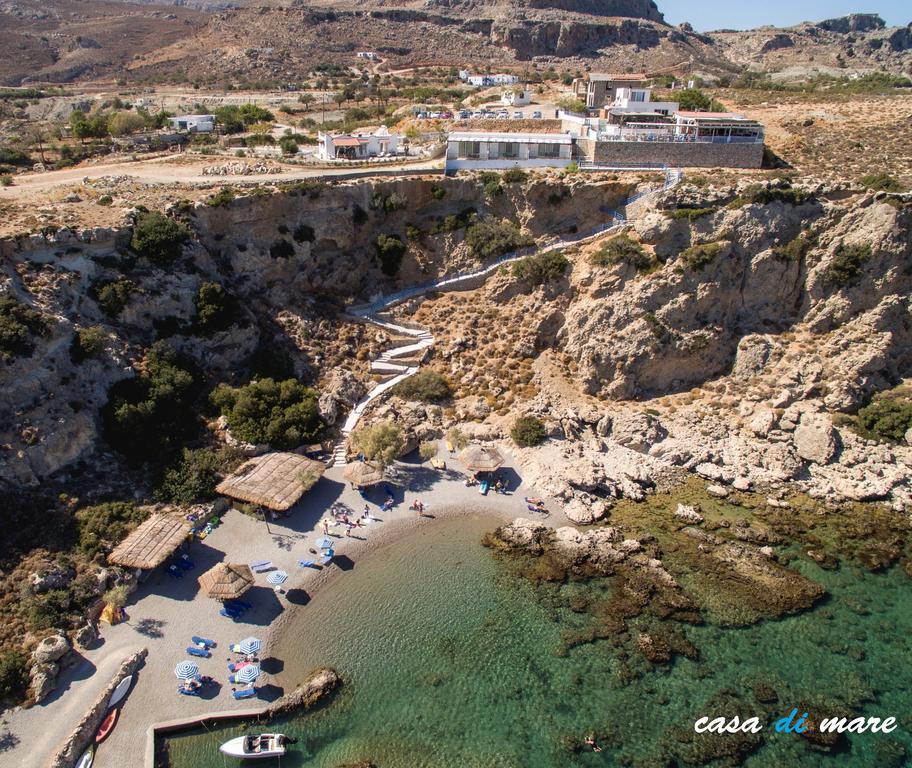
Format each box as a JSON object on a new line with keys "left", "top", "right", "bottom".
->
{"left": 75, "top": 746, "right": 94, "bottom": 768}
{"left": 108, "top": 675, "right": 132, "bottom": 708}
{"left": 95, "top": 708, "right": 119, "bottom": 743}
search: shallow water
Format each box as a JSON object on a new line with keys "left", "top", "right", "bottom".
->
{"left": 159, "top": 512, "right": 912, "bottom": 767}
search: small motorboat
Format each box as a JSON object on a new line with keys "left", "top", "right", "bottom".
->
{"left": 107, "top": 674, "right": 132, "bottom": 708}
{"left": 219, "top": 733, "right": 290, "bottom": 759}
{"left": 75, "top": 746, "right": 94, "bottom": 768}
{"left": 95, "top": 708, "right": 119, "bottom": 743}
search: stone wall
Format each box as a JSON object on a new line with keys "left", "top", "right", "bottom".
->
{"left": 578, "top": 137, "right": 764, "bottom": 169}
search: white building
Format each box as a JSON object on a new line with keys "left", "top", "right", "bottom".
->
{"left": 459, "top": 71, "right": 520, "bottom": 88}
{"left": 501, "top": 88, "right": 531, "bottom": 107}
{"left": 168, "top": 114, "right": 215, "bottom": 133}
{"left": 356, "top": 51, "right": 378, "bottom": 61}
{"left": 317, "top": 126, "right": 401, "bottom": 161}
{"left": 445, "top": 131, "right": 574, "bottom": 171}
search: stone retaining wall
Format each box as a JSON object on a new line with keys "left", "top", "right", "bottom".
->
{"left": 578, "top": 137, "right": 763, "bottom": 169}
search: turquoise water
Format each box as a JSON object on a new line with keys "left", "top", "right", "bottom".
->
{"left": 159, "top": 512, "right": 912, "bottom": 767}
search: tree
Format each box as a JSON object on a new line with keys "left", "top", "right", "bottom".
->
{"left": 374, "top": 234, "right": 407, "bottom": 276}
{"left": 674, "top": 88, "right": 725, "bottom": 113}
{"left": 298, "top": 92, "right": 316, "bottom": 109}
{"left": 350, "top": 420, "right": 404, "bottom": 470}
{"left": 130, "top": 211, "right": 189, "bottom": 265}
{"left": 107, "top": 111, "right": 145, "bottom": 137}
{"left": 194, "top": 281, "right": 234, "bottom": 335}
{"left": 556, "top": 96, "right": 586, "bottom": 113}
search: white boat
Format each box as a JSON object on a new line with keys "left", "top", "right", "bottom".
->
{"left": 219, "top": 734, "right": 288, "bottom": 759}
{"left": 75, "top": 746, "right": 94, "bottom": 768}
{"left": 108, "top": 675, "right": 133, "bottom": 708}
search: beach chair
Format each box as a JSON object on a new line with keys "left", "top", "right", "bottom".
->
{"left": 318, "top": 554, "right": 333, "bottom": 567}
{"left": 232, "top": 688, "right": 257, "bottom": 700}
{"left": 229, "top": 643, "right": 243, "bottom": 654}
{"left": 297, "top": 559, "right": 316, "bottom": 569}
{"left": 250, "top": 560, "right": 272, "bottom": 573}
{"left": 168, "top": 565, "right": 183, "bottom": 579}
{"left": 220, "top": 608, "right": 242, "bottom": 621}
{"left": 228, "top": 673, "right": 239, "bottom": 684}
{"left": 191, "top": 636, "right": 216, "bottom": 648}
{"left": 178, "top": 554, "right": 195, "bottom": 570}
{"left": 186, "top": 646, "right": 210, "bottom": 658}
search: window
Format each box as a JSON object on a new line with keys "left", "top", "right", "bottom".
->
{"left": 631, "top": 90, "right": 646, "bottom": 102}
{"left": 500, "top": 142, "right": 519, "bottom": 158}
{"left": 537, "top": 143, "right": 559, "bottom": 158}
{"left": 458, "top": 141, "right": 481, "bottom": 159}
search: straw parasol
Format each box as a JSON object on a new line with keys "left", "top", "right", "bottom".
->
{"left": 343, "top": 460, "right": 384, "bottom": 487}
{"left": 458, "top": 444, "right": 504, "bottom": 473}
{"left": 215, "top": 452, "right": 325, "bottom": 512}
{"left": 198, "top": 563, "right": 254, "bottom": 601}
{"left": 108, "top": 513, "right": 192, "bottom": 570}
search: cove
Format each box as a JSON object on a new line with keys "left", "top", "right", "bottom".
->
{"left": 157, "top": 511, "right": 912, "bottom": 767}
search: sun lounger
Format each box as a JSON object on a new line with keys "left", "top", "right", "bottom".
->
{"left": 250, "top": 560, "right": 272, "bottom": 573}
{"left": 186, "top": 646, "right": 210, "bottom": 658}
{"left": 220, "top": 608, "right": 243, "bottom": 621}
{"left": 318, "top": 554, "right": 333, "bottom": 566}
{"left": 229, "top": 643, "right": 243, "bottom": 654}
{"left": 177, "top": 555, "right": 195, "bottom": 570}
{"left": 297, "top": 559, "right": 316, "bottom": 569}
{"left": 168, "top": 565, "right": 183, "bottom": 578}
{"left": 192, "top": 636, "right": 216, "bottom": 648}
{"left": 232, "top": 688, "right": 256, "bottom": 700}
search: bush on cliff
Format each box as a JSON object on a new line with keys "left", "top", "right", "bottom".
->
{"left": 853, "top": 388, "right": 912, "bottom": 443}
{"left": 130, "top": 211, "right": 189, "bottom": 265}
{"left": 591, "top": 235, "right": 657, "bottom": 273}
{"left": 823, "top": 243, "right": 871, "bottom": 287}
{"left": 210, "top": 378, "right": 323, "bottom": 449}
{"left": 156, "top": 446, "right": 244, "bottom": 505}
{"left": 75, "top": 501, "right": 148, "bottom": 560}
{"left": 194, "top": 282, "right": 235, "bottom": 336}
{"left": 0, "top": 650, "right": 28, "bottom": 703}
{"left": 375, "top": 234, "right": 407, "bottom": 276}
{"left": 511, "top": 415, "right": 547, "bottom": 448}
{"left": 465, "top": 219, "right": 532, "bottom": 261}
{"left": 393, "top": 370, "right": 451, "bottom": 403}
{"left": 0, "top": 296, "right": 52, "bottom": 360}
{"left": 95, "top": 278, "right": 137, "bottom": 317}
{"left": 512, "top": 250, "right": 569, "bottom": 286}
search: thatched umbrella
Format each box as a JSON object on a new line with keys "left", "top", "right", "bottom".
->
{"left": 458, "top": 444, "right": 504, "bottom": 473}
{"left": 198, "top": 563, "right": 254, "bottom": 601}
{"left": 343, "top": 460, "right": 384, "bottom": 487}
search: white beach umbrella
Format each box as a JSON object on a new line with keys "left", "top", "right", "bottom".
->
{"left": 235, "top": 664, "right": 261, "bottom": 684}
{"left": 174, "top": 661, "right": 199, "bottom": 680}
{"left": 266, "top": 570, "right": 288, "bottom": 586}
{"left": 239, "top": 637, "right": 261, "bottom": 655}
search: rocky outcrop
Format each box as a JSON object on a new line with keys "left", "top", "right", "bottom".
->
{"left": 30, "top": 633, "right": 71, "bottom": 703}
{"left": 260, "top": 667, "right": 340, "bottom": 717}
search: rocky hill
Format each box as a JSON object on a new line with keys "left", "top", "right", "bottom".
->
{"left": 1, "top": 0, "right": 909, "bottom": 86}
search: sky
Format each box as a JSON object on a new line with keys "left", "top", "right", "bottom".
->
{"left": 657, "top": 0, "right": 909, "bottom": 32}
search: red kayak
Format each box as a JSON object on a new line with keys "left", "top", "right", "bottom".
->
{"left": 95, "top": 708, "right": 119, "bottom": 744}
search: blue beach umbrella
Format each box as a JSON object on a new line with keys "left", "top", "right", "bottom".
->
{"left": 239, "top": 637, "right": 261, "bottom": 655}
{"left": 316, "top": 537, "right": 334, "bottom": 550}
{"left": 174, "top": 661, "right": 199, "bottom": 680}
{"left": 266, "top": 570, "right": 288, "bottom": 586}
{"left": 235, "top": 664, "right": 261, "bottom": 684}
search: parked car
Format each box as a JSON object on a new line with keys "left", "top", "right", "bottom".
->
{"left": 483, "top": 111, "right": 496, "bottom": 119}
{"left": 497, "top": 110, "right": 509, "bottom": 119}
{"left": 512, "top": 111, "right": 523, "bottom": 119}
{"left": 531, "top": 110, "right": 542, "bottom": 119}
{"left": 458, "top": 110, "right": 471, "bottom": 119}
{"left": 439, "top": 111, "right": 453, "bottom": 119}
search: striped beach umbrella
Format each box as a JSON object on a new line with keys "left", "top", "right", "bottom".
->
{"left": 235, "top": 664, "right": 261, "bottom": 684}
{"left": 315, "top": 537, "right": 334, "bottom": 550}
{"left": 239, "top": 637, "right": 261, "bottom": 655}
{"left": 174, "top": 661, "right": 199, "bottom": 680}
{"left": 266, "top": 570, "right": 288, "bottom": 586}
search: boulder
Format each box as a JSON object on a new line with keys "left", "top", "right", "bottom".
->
{"left": 707, "top": 484, "right": 730, "bottom": 498}
{"left": 563, "top": 496, "right": 610, "bottom": 525}
{"left": 317, "top": 392, "right": 340, "bottom": 425}
{"left": 30, "top": 662, "right": 59, "bottom": 703}
{"left": 612, "top": 412, "right": 667, "bottom": 453}
{"left": 74, "top": 622, "right": 98, "bottom": 650}
{"left": 793, "top": 412, "right": 838, "bottom": 465}
{"left": 33, "top": 633, "right": 71, "bottom": 664}
{"left": 674, "top": 504, "right": 704, "bottom": 524}
{"left": 30, "top": 564, "right": 76, "bottom": 593}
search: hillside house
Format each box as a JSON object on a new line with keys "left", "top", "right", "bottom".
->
{"left": 501, "top": 88, "right": 531, "bottom": 107}
{"left": 445, "top": 131, "right": 574, "bottom": 171}
{"left": 459, "top": 71, "right": 519, "bottom": 88}
{"left": 317, "top": 126, "right": 401, "bottom": 160}
{"left": 571, "top": 73, "right": 649, "bottom": 109}
{"left": 167, "top": 114, "right": 215, "bottom": 133}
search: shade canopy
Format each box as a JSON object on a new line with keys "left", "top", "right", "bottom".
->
{"left": 215, "top": 452, "right": 325, "bottom": 512}
{"left": 458, "top": 445, "right": 504, "bottom": 473}
{"left": 239, "top": 637, "right": 261, "bottom": 655}
{"left": 266, "top": 570, "right": 288, "bottom": 586}
{"left": 235, "top": 664, "right": 261, "bottom": 683}
{"left": 198, "top": 563, "right": 255, "bottom": 600}
{"left": 175, "top": 661, "right": 199, "bottom": 680}
{"left": 108, "top": 513, "right": 191, "bottom": 570}
{"left": 343, "top": 460, "right": 384, "bottom": 487}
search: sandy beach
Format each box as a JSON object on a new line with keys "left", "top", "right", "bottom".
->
{"left": 0, "top": 446, "right": 566, "bottom": 768}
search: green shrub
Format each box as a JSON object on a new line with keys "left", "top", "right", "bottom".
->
{"left": 465, "top": 219, "right": 532, "bottom": 260}
{"left": 419, "top": 441, "right": 438, "bottom": 461}
{"left": 405, "top": 224, "right": 422, "bottom": 242}
{"left": 728, "top": 184, "right": 809, "bottom": 209}
{"left": 210, "top": 378, "right": 323, "bottom": 449}
{"left": 373, "top": 192, "right": 407, "bottom": 213}
{"left": 664, "top": 207, "right": 715, "bottom": 220}
{"left": 479, "top": 171, "right": 503, "bottom": 197}
{"left": 102, "top": 341, "right": 197, "bottom": 462}
{"left": 564, "top": 161, "right": 580, "bottom": 174}
{"left": 430, "top": 185, "right": 446, "bottom": 200}
{"left": 0, "top": 174, "right": 12, "bottom": 187}
{"left": 512, "top": 250, "right": 569, "bottom": 286}
{"left": 293, "top": 223, "right": 315, "bottom": 243}
{"left": 860, "top": 172, "right": 903, "bottom": 193}
{"left": 375, "top": 234, "right": 407, "bottom": 276}
{"left": 22, "top": 589, "right": 71, "bottom": 631}
{"left": 0, "top": 650, "right": 28, "bottom": 703}
{"left": 502, "top": 167, "right": 528, "bottom": 184}
{"left": 771, "top": 230, "right": 817, "bottom": 262}
{"left": 393, "top": 370, "right": 451, "bottom": 402}
{"left": 95, "top": 279, "right": 136, "bottom": 317}
{"left": 270, "top": 239, "right": 295, "bottom": 259}
{"left": 511, "top": 415, "right": 547, "bottom": 447}
{"left": 680, "top": 242, "right": 723, "bottom": 271}
{"left": 97, "top": 194, "right": 113, "bottom": 206}
{"left": 823, "top": 243, "right": 871, "bottom": 287}
{"left": 130, "top": 211, "right": 189, "bottom": 265}
{"left": 156, "top": 445, "right": 244, "bottom": 505}
{"left": 75, "top": 501, "right": 148, "bottom": 560}
{"left": 194, "top": 282, "right": 234, "bottom": 335}
{"left": 0, "top": 296, "right": 52, "bottom": 359}
{"left": 350, "top": 420, "right": 404, "bottom": 470}
{"left": 352, "top": 205, "right": 368, "bottom": 226}
{"left": 590, "top": 235, "right": 656, "bottom": 273}
{"left": 69, "top": 326, "right": 106, "bottom": 363}
{"left": 207, "top": 187, "right": 236, "bottom": 207}
{"left": 853, "top": 390, "right": 912, "bottom": 443}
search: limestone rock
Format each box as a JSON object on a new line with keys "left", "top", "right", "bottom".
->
{"left": 706, "top": 484, "right": 730, "bottom": 498}
{"left": 732, "top": 476, "right": 752, "bottom": 492}
{"left": 33, "top": 633, "right": 70, "bottom": 664}
{"left": 793, "top": 412, "right": 838, "bottom": 465}
{"left": 563, "top": 496, "right": 610, "bottom": 525}
{"left": 612, "top": 412, "right": 667, "bottom": 453}
{"left": 674, "top": 504, "right": 704, "bottom": 524}
{"left": 74, "top": 622, "right": 98, "bottom": 650}
{"left": 30, "top": 564, "right": 76, "bottom": 593}
{"left": 30, "top": 662, "right": 59, "bottom": 703}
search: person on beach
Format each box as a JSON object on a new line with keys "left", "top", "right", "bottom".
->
{"left": 322, "top": 518, "right": 330, "bottom": 535}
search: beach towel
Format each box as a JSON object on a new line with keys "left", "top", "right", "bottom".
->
{"left": 297, "top": 559, "right": 316, "bottom": 569}
{"left": 232, "top": 688, "right": 256, "bottom": 700}
{"left": 191, "top": 636, "right": 216, "bottom": 648}
{"left": 186, "top": 646, "right": 210, "bottom": 658}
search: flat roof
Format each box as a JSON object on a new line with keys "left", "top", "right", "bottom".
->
{"left": 587, "top": 73, "right": 648, "bottom": 81}
{"left": 449, "top": 131, "right": 572, "bottom": 144}
{"left": 332, "top": 137, "right": 364, "bottom": 147}
{"left": 675, "top": 111, "right": 750, "bottom": 120}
